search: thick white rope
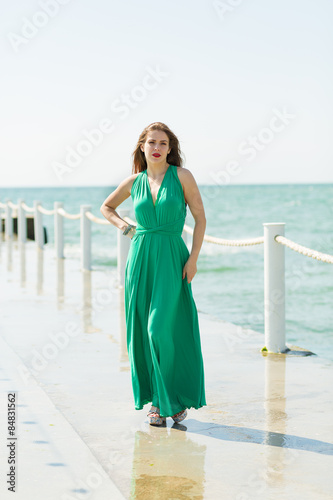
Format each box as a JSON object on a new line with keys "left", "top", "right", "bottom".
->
{"left": 21, "top": 202, "right": 35, "bottom": 213}
{"left": 203, "top": 234, "right": 264, "bottom": 246}
{"left": 57, "top": 207, "right": 81, "bottom": 220}
{"left": 275, "top": 235, "right": 333, "bottom": 264}
{"left": 8, "top": 201, "right": 18, "bottom": 209}
{"left": 185, "top": 224, "right": 264, "bottom": 246}
{"left": 85, "top": 211, "right": 110, "bottom": 225}
{"left": 37, "top": 205, "right": 55, "bottom": 216}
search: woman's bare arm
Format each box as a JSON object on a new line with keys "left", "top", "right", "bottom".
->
{"left": 100, "top": 174, "right": 138, "bottom": 231}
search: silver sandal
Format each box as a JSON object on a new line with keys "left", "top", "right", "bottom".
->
{"left": 147, "top": 406, "right": 166, "bottom": 426}
{"left": 171, "top": 409, "right": 187, "bottom": 423}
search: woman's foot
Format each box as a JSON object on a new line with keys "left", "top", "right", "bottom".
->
{"left": 147, "top": 406, "right": 166, "bottom": 426}
{"left": 171, "top": 409, "right": 187, "bottom": 423}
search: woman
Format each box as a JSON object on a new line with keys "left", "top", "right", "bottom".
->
{"left": 100, "top": 122, "right": 207, "bottom": 426}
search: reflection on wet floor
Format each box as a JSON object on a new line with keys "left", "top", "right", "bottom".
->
{"left": 81, "top": 264, "right": 130, "bottom": 370}
{"left": 19, "top": 242, "right": 44, "bottom": 295}
{"left": 264, "top": 354, "right": 288, "bottom": 488}
{"left": 129, "top": 425, "right": 206, "bottom": 500}
{"left": 6, "top": 238, "right": 13, "bottom": 271}
{"left": 37, "top": 247, "right": 43, "bottom": 295}
{"left": 19, "top": 241, "right": 26, "bottom": 287}
{"left": 82, "top": 268, "right": 101, "bottom": 334}
{"left": 16, "top": 232, "right": 129, "bottom": 366}
{"left": 56, "top": 257, "right": 64, "bottom": 306}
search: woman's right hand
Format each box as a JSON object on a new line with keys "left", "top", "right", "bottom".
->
{"left": 127, "top": 227, "right": 136, "bottom": 239}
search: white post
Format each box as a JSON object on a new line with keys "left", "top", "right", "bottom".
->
{"left": 263, "top": 222, "right": 287, "bottom": 353}
{"left": 54, "top": 202, "right": 64, "bottom": 259}
{"left": 18, "top": 198, "right": 27, "bottom": 244}
{"left": 81, "top": 205, "right": 91, "bottom": 271}
{"left": 33, "top": 200, "right": 44, "bottom": 249}
{"left": 117, "top": 209, "right": 131, "bottom": 288}
{"left": 5, "top": 199, "right": 13, "bottom": 240}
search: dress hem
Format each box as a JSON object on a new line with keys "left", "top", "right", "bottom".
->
{"left": 135, "top": 400, "right": 207, "bottom": 418}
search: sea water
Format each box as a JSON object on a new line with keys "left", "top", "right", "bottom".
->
{"left": 1, "top": 183, "right": 332, "bottom": 360}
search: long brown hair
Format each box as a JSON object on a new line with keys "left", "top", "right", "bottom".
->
{"left": 131, "top": 122, "right": 184, "bottom": 173}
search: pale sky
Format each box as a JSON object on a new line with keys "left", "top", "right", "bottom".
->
{"left": 1, "top": 0, "right": 332, "bottom": 187}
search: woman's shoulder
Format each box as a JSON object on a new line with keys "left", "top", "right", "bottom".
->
{"left": 175, "top": 166, "right": 192, "bottom": 176}
{"left": 175, "top": 166, "right": 194, "bottom": 187}
{"left": 129, "top": 171, "right": 143, "bottom": 181}
{"left": 128, "top": 171, "right": 144, "bottom": 193}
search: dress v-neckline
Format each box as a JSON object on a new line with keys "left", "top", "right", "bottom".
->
{"left": 145, "top": 165, "right": 171, "bottom": 208}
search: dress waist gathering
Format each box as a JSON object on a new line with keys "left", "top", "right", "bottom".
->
{"left": 135, "top": 215, "right": 186, "bottom": 236}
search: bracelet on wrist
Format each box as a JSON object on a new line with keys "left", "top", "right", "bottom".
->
{"left": 123, "top": 224, "right": 136, "bottom": 236}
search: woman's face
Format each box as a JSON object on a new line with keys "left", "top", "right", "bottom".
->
{"left": 141, "top": 130, "right": 171, "bottom": 165}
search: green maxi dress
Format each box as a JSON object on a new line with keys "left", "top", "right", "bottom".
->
{"left": 124, "top": 164, "right": 206, "bottom": 418}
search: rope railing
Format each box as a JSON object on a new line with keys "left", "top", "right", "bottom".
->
{"left": 197, "top": 231, "right": 264, "bottom": 247}
{"left": 21, "top": 202, "right": 34, "bottom": 213}
{"left": 85, "top": 211, "right": 110, "bottom": 225}
{"left": 37, "top": 205, "right": 55, "bottom": 216}
{"left": 56, "top": 207, "right": 81, "bottom": 220}
{"left": 1, "top": 199, "right": 333, "bottom": 355}
{"left": 2, "top": 200, "right": 332, "bottom": 257}
{"left": 8, "top": 201, "right": 18, "bottom": 210}
{"left": 275, "top": 235, "right": 333, "bottom": 264}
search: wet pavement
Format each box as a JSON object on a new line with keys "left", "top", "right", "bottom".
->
{"left": 0, "top": 240, "right": 333, "bottom": 499}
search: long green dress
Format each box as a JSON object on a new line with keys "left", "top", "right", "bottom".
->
{"left": 124, "top": 164, "right": 206, "bottom": 418}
